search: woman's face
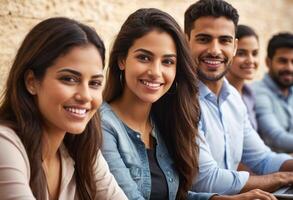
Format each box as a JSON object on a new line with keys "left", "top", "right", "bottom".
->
{"left": 119, "top": 30, "right": 177, "bottom": 103}
{"left": 26, "top": 44, "right": 104, "bottom": 134}
{"left": 230, "top": 36, "right": 259, "bottom": 80}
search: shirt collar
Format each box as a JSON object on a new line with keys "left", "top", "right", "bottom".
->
{"left": 199, "top": 78, "right": 231, "bottom": 102}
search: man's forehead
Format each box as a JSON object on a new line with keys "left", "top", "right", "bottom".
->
{"left": 273, "top": 48, "right": 293, "bottom": 58}
{"left": 191, "top": 16, "right": 236, "bottom": 37}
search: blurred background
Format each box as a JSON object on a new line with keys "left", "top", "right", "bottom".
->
{"left": 0, "top": 0, "right": 292, "bottom": 92}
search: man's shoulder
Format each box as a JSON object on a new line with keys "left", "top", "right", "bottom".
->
{"left": 225, "top": 81, "right": 247, "bottom": 104}
{"left": 252, "top": 74, "right": 275, "bottom": 94}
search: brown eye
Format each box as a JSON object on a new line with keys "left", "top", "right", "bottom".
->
{"left": 59, "top": 76, "right": 79, "bottom": 84}
{"left": 252, "top": 51, "right": 259, "bottom": 57}
{"left": 220, "top": 37, "right": 232, "bottom": 44}
{"left": 236, "top": 51, "right": 246, "bottom": 57}
{"left": 162, "top": 58, "right": 175, "bottom": 66}
{"left": 89, "top": 80, "right": 102, "bottom": 89}
{"left": 136, "top": 54, "right": 151, "bottom": 62}
{"left": 196, "top": 37, "right": 209, "bottom": 43}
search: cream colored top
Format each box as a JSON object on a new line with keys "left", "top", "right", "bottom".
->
{"left": 0, "top": 125, "right": 128, "bottom": 200}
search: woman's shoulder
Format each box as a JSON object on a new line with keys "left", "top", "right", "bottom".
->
{"left": 0, "top": 124, "right": 31, "bottom": 179}
{"left": 100, "top": 102, "right": 123, "bottom": 128}
{"left": 0, "top": 125, "right": 24, "bottom": 149}
{"left": 100, "top": 102, "right": 117, "bottom": 120}
{"left": 100, "top": 102, "right": 112, "bottom": 114}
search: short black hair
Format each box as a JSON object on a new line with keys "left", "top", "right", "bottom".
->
{"left": 184, "top": 0, "right": 239, "bottom": 38}
{"left": 236, "top": 24, "right": 258, "bottom": 41}
{"left": 267, "top": 32, "right": 293, "bottom": 59}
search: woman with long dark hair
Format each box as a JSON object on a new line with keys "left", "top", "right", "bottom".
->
{"left": 0, "top": 17, "right": 127, "bottom": 200}
{"left": 101, "top": 7, "right": 203, "bottom": 200}
{"left": 101, "top": 8, "right": 277, "bottom": 200}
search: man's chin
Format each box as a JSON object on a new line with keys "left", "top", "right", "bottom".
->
{"left": 275, "top": 78, "right": 293, "bottom": 89}
{"left": 198, "top": 70, "right": 228, "bottom": 82}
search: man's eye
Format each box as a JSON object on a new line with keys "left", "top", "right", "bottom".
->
{"left": 196, "top": 37, "right": 209, "bottom": 43}
{"left": 221, "top": 38, "right": 232, "bottom": 44}
{"left": 278, "top": 59, "right": 287, "bottom": 64}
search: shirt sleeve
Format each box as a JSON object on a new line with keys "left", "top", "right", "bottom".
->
{"left": 187, "top": 191, "right": 217, "bottom": 200}
{"left": 94, "top": 151, "right": 128, "bottom": 200}
{"left": 101, "top": 121, "right": 145, "bottom": 200}
{"left": 192, "top": 123, "right": 250, "bottom": 195}
{"left": 0, "top": 128, "right": 36, "bottom": 200}
{"left": 241, "top": 110, "right": 291, "bottom": 174}
{"left": 254, "top": 91, "right": 293, "bottom": 152}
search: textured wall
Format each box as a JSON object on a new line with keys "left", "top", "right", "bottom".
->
{"left": 0, "top": 0, "right": 293, "bottom": 92}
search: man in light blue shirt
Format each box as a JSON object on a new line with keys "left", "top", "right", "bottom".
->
{"left": 253, "top": 33, "right": 293, "bottom": 153}
{"left": 184, "top": 0, "right": 293, "bottom": 195}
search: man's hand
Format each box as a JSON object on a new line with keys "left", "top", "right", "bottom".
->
{"left": 211, "top": 189, "right": 277, "bottom": 200}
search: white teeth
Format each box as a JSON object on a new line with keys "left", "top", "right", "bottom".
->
{"left": 141, "top": 80, "right": 161, "bottom": 87}
{"left": 204, "top": 60, "right": 221, "bottom": 65}
{"left": 66, "top": 107, "right": 87, "bottom": 115}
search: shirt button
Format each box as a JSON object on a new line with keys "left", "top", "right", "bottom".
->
{"left": 167, "top": 171, "right": 170, "bottom": 175}
{"left": 136, "top": 134, "right": 140, "bottom": 138}
{"left": 169, "top": 178, "right": 173, "bottom": 182}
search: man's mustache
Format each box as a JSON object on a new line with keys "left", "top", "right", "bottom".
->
{"left": 201, "top": 54, "right": 228, "bottom": 63}
{"left": 279, "top": 70, "right": 293, "bottom": 76}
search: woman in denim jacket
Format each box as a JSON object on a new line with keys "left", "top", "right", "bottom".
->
{"left": 101, "top": 8, "right": 276, "bottom": 200}
{"left": 101, "top": 8, "right": 201, "bottom": 200}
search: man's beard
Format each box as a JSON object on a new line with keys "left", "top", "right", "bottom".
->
{"left": 271, "top": 69, "right": 293, "bottom": 89}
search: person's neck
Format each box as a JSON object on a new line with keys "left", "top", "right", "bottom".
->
{"left": 226, "top": 72, "right": 244, "bottom": 94}
{"left": 279, "top": 86, "right": 290, "bottom": 97}
{"left": 41, "top": 128, "right": 64, "bottom": 200}
{"left": 269, "top": 74, "right": 290, "bottom": 97}
{"left": 110, "top": 90, "right": 153, "bottom": 148}
{"left": 42, "top": 128, "right": 65, "bottom": 163}
{"left": 201, "top": 78, "right": 224, "bottom": 97}
{"left": 111, "top": 92, "right": 151, "bottom": 129}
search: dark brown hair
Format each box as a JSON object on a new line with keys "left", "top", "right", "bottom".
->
{"left": 236, "top": 24, "right": 259, "bottom": 41}
{"left": 267, "top": 32, "right": 293, "bottom": 59}
{"left": 103, "top": 8, "right": 200, "bottom": 199}
{"left": 0, "top": 17, "right": 105, "bottom": 200}
{"left": 184, "top": 0, "right": 239, "bottom": 38}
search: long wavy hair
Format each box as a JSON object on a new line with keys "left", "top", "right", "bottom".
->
{"left": 103, "top": 8, "right": 200, "bottom": 200}
{"left": 0, "top": 17, "right": 105, "bottom": 200}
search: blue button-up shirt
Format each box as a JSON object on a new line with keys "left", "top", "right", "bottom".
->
{"left": 253, "top": 74, "right": 293, "bottom": 153}
{"left": 192, "top": 79, "right": 291, "bottom": 195}
{"left": 100, "top": 102, "right": 214, "bottom": 200}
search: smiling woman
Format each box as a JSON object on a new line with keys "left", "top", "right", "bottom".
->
{"left": 0, "top": 17, "right": 127, "bottom": 200}
{"left": 226, "top": 24, "right": 259, "bottom": 130}
{"left": 101, "top": 8, "right": 204, "bottom": 200}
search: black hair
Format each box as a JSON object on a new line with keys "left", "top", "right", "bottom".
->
{"left": 184, "top": 0, "right": 239, "bottom": 38}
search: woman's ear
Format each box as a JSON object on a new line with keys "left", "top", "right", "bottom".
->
{"left": 118, "top": 57, "right": 126, "bottom": 70}
{"left": 24, "top": 70, "right": 37, "bottom": 95}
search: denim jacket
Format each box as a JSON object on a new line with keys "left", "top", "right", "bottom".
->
{"left": 100, "top": 102, "right": 214, "bottom": 200}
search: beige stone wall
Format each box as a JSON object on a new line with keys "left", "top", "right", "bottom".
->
{"left": 0, "top": 0, "right": 292, "bottom": 92}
